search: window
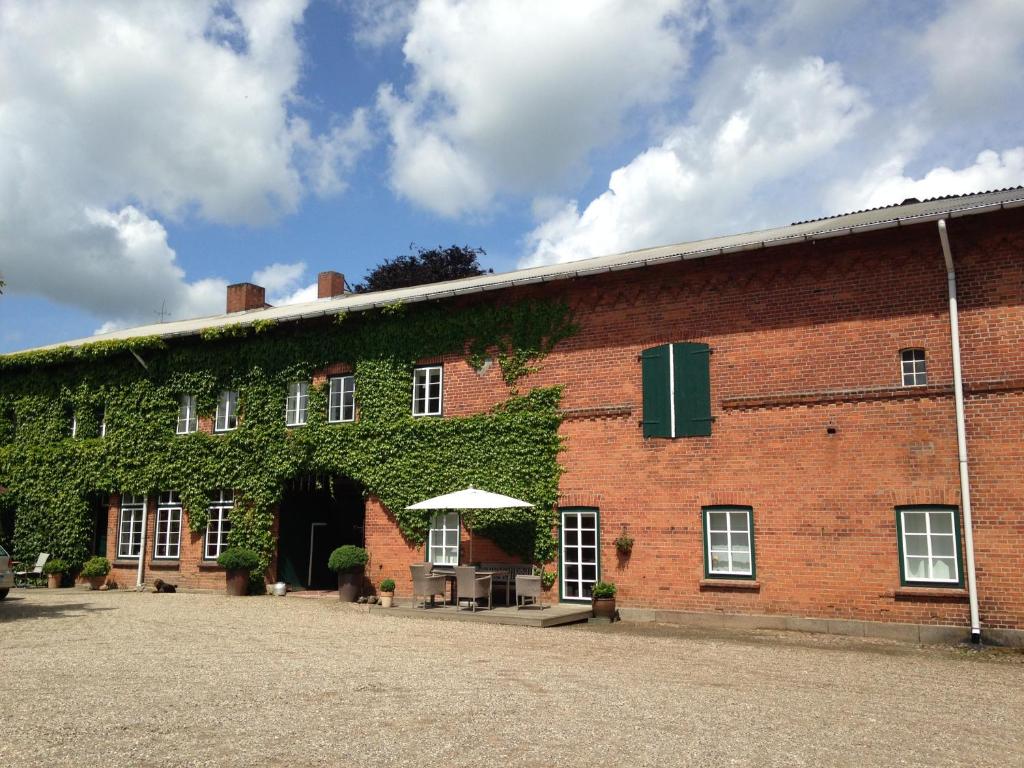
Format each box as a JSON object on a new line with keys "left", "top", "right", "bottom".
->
{"left": 205, "top": 490, "right": 233, "bottom": 560}
{"left": 215, "top": 390, "right": 239, "bottom": 432}
{"left": 285, "top": 382, "right": 309, "bottom": 426}
{"left": 70, "top": 412, "right": 78, "bottom": 438}
{"left": 328, "top": 375, "right": 356, "bottom": 423}
{"left": 897, "top": 506, "right": 962, "bottom": 585}
{"left": 703, "top": 507, "right": 755, "bottom": 579}
{"left": 117, "top": 494, "right": 146, "bottom": 559}
{"left": 901, "top": 349, "right": 927, "bottom": 387}
{"left": 561, "top": 509, "right": 599, "bottom": 601}
{"left": 412, "top": 366, "right": 443, "bottom": 416}
{"left": 177, "top": 395, "right": 197, "bottom": 434}
{"left": 427, "top": 512, "right": 459, "bottom": 565}
{"left": 155, "top": 491, "right": 182, "bottom": 559}
{"left": 100, "top": 408, "right": 106, "bottom": 438}
{"left": 641, "top": 342, "right": 712, "bottom": 438}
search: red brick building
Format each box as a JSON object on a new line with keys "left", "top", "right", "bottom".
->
{"left": 14, "top": 188, "right": 1024, "bottom": 645}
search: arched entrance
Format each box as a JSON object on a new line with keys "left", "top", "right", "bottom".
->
{"left": 277, "top": 474, "right": 365, "bottom": 590}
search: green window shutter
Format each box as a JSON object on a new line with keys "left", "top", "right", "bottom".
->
{"left": 641, "top": 344, "right": 672, "bottom": 438}
{"left": 673, "top": 342, "right": 712, "bottom": 437}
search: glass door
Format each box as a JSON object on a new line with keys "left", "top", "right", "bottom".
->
{"left": 560, "top": 509, "right": 598, "bottom": 601}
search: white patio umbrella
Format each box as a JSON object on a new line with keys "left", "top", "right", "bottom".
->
{"left": 406, "top": 486, "right": 533, "bottom": 562}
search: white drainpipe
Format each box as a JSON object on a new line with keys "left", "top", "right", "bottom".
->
{"left": 937, "top": 219, "right": 981, "bottom": 642}
{"left": 136, "top": 497, "right": 148, "bottom": 590}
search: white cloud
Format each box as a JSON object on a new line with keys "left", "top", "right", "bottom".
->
{"left": 0, "top": 0, "right": 370, "bottom": 331}
{"left": 251, "top": 261, "right": 319, "bottom": 306}
{"left": 828, "top": 148, "right": 1024, "bottom": 213}
{"left": 523, "top": 57, "right": 868, "bottom": 265}
{"left": 348, "top": 0, "right": 417, "bottom": 48}
{"left": 919, "top": 0, "right": 1024, "bottom": 120}
{"left": 378, "top": 0, "right": 697, "bottom": 217}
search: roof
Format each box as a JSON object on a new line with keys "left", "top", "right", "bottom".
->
{"left": 12, "top": 187, "right": 1024, "bottom": 354}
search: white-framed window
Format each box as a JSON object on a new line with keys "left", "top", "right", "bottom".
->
{"left": 898, "top": 507, "right": 961, "bottom": 584}
{"left": 117, "top": 493, "right": 146, "bottom": 559}
{"left": 285, "top": 381, "right": 309, "bottom": 426}
{"left": 901, "top": 349, "right": 927, "bottom": 387}
{"left": 704, "top": 507, "right": 754, "bottom": 578}
{"left": 70, "top": 412, "right": 78, "bottom": 438}
{"left": 155, "top": 491, "right": 182, "bottom": 559}
{"left": 177, "top": 394, "right": 198, "bottom": 434}
{"left": 328, "top": 375, "right": 356, "bottom": 423}
{"left": 427, "top": 512, "right": 460, "bottom": 565}
{"left": 561, "top": 509, "right": 598, "bottom": 601}
{"left": 100, "top": 408, "right": 107, "bottom": 438}
{"left": 205, "top": 490, "right": 233, "bottom": 560}
{"left": 412, "top": 365, "right": 443, "bottom": 416}
{"left": 215, "top": 390, "right": 239, "bottom": 432}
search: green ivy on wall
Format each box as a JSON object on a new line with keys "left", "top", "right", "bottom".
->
{"left": 0, "top": 299, "right": 577, "bottom": 575}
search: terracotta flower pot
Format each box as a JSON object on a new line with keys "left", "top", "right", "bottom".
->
{"left": 225, "top": 569, "right": 249, "bottom": 597}
{"left": 592, "top": 596, "right": 616, "bottom": 620}
{"left": 47, "top": 573, "right": 62, "bottom": 589}
{"left": 380, "top": 591, "right": 394, "bottom": 608}
{"left": 87, "top": 575, "right": 106, "bottom": 591}
{"left": 337, "top": 569, "right": 363, "bottom": 602}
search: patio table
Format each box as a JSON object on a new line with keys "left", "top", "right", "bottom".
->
{"left": 431, "top": 567, "right": 511, "bottom": 607}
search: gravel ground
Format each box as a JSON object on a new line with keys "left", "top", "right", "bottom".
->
{"left": 2, "top": 589, "right": 1022, "bottom": 768}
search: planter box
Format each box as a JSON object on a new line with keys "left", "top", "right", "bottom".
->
{"left": 225, "top": 569, "right": 249, "bottom": 597}
{"left": 337, "top": 570, "right": 363, "bottom": 602}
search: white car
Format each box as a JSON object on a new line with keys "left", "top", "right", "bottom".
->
{"left": 0, "top": 544, "right": 13, "bottom": 599}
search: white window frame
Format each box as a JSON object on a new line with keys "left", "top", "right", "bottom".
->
{"left": 100, "top": 408, "right": 107, "bottom": 438}
{"left": 328, "top": 375, "right": 356, "bottom": 423}
{"left": 177, "top": 394, "right": 198, "bottom": 434}
{"left": 899, "top": 507, "right": 960, "bottom": 584}
{"left": 215, "top": 390, "right": 239, "bottom": 432}
{"left": 412, "top": 365, "right": 443, "bottom": 417}
{"left": 70, "top": 413, "right": 77, "bottom": 438}
{"left": 117, "top": 494, "right": 146, "bottom": 559}
{"left": 205, "top": 490, "right": 233, "bottom": 560}
{"left": 560, "top": 509, "right": 599, "bottom": 601}
{"left": 704, "top": 507, "right": 754, "bottom": 578}
{"left": 285, "top": 381, "right": 309, "bottom": 427}
{"left": 427, "top": 512, "right": 460, "bottom": 565}
{"left": 155, "top": 491, "right": 182, "bottom": 560}
{"left": 901, "top": 348, "right": 927, "bottom": 387}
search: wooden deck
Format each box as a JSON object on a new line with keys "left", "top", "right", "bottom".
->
{"left": 369, "top": 601, "right": 592, "bottom": 628}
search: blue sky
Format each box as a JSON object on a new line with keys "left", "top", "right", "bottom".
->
{"left": 1, "top": 0, "right": 1022, "bottom": 353}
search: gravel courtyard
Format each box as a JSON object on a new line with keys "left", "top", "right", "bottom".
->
{"left": 2, "top": 590, "right": 1021, "bottom": 768}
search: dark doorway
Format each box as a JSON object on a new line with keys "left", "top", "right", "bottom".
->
{"left": 88, "top": 492, "right": 109, "bottom": 558}
{"left": 277, "top": 474, "right": 364, "bottom": 590}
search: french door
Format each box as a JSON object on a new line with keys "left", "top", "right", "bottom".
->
{"left": 560, "top": 509, "right": 599, "bottom": 601}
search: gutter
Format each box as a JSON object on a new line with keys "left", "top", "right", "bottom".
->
{"left": 937, "top": 219, "right": 981, "bottom": 643}
{"left": 136, "top": 500, "right": 148, "bottom": 591}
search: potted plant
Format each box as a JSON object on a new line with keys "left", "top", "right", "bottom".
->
{"left": 43, "top": 558, "right": 70, "bottom": 589}
{"left": 591, "top": 580, "right": 617, "bottom": 620}
{"left": 216, "top": 547, "right": 261, "bottom": 596}
{"left": 328, "top": 545, "right": 368, "bottom": 602}
{"left": 81, "top": 556, "right": 111, "bottom": 590}
{"left": 614, "top": 534, "right": 634, "bottom": 555}
{"left": 379, "top": 578, "right": 395, "bottom": 608}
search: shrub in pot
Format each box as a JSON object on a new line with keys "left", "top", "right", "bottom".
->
{"left": 43, "top": 558, "right": 70, "bottom": 589}
{"left": 216, "top": 547, "right": 261, "bottom": 596}
{"left": 591, "top": 580, "right": 617, "bottom": 620}
{"left": 379, "top": 578, "right": 395, "bottom": 608}
{"left": 81, "top": 556, "right": 111, "bottom": 590}
{"left": 328, "top": 545, "right": 368, "bottom": 602}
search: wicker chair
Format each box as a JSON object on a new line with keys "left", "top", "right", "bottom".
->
{"left": 515, "top": 574, "right": 544, "bottom": 610}
{"left": 410, "top": 563, "right": 446, "bottom": 609}
{"left": 455, "top": 566, "right": 492, "bottom": 611}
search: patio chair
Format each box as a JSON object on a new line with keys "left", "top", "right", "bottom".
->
{"left": 410, "top": 563, "right": 446, "bottom": 609}
{"left": 515, "top": 574, "right": 545, "bottom": 610}
{"left": 455, "top": 566, "right": 492, "bottom": 612}
{"left": 15, "top": 552, "right": 49, "bottom": 587}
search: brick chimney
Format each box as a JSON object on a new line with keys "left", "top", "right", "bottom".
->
{"left": 318, "top": 271, "right": 347, "bottom": 299}
{"left": 226, "top": 282, "right": 267, "bottom": 313}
